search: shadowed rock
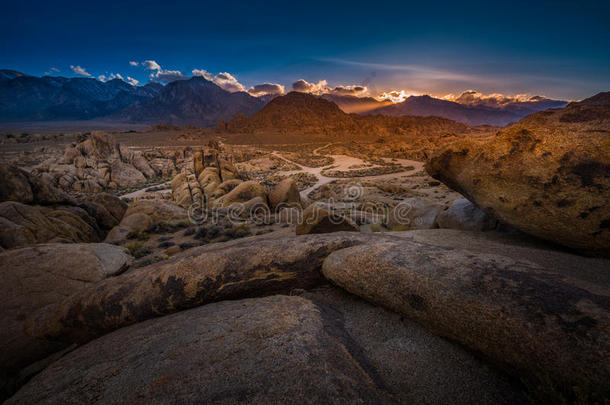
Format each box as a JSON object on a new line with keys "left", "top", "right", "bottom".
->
{"left": 322, "top": 229, "right": 610, "bottom": 389}
{"left": 0, "top": 243, "right": 131, "bottom": 373}
{"left": 25, "top": 233, "right": 379, "bottom": 346}
{"left": 9, "top": 296, "right": 393, "bottom": 404}
{"left": 296, "top": 205, "right": 360, "bottom": 235}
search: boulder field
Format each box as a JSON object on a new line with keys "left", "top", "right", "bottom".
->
{"left": 3, "top": 230, "right": 605, "bottom": 403}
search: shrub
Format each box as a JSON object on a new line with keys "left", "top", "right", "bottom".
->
{"left": 126, "top": 242, "right": 152, "bottom": 258}
{"left": 370, "top": 224, "right": 382, "bottom": 232}
{"left": 127, "top": 230, "right": 149, "bottom": 240}
{"left": 158, "top": 241, "right": 175, "bottom": 248}
{"left": 183, "top": 226, "right": 197, "bottom": 236}
{"left": 226, "top": 224, "right": 251, "bottom": 239}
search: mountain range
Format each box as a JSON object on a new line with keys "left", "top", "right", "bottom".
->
{"left": 365, "top": 94, "right": 568, "bottom": 126}
{"left": 224, "top": 91, "right": 474, "bottom": 140}
{"left": 0, "top": 69, "right": 568, "bottom": 127}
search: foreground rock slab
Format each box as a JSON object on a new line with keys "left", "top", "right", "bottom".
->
{"left": 303, "top": 286, "right": 524, "bottom": 404}
{"left": 322, "top": 229, "right": 610, "bottom": 390}
{"left": 9, "top": 296, "right": 391, "bottom": 404}
{"left": 25, "top": 233, "right": 379, "bottom": 346}
{"left": 426, "top": 100, "right": 610, "bottom": 252}
{"left": 0, "top": 243, "right": 132, "bottom": 372}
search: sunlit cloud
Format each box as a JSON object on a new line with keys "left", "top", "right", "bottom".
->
{"left": 292, "top": 79, "right": 368, "bottom": 96}
{"left": 248, "top": 83, "right": 285, "bottom": 97}
{"left": 377, "top": 90, "right": 419, "bottom": 103}
{"left": 129, "top": 61, "right": 139, "bottom": 66}
{"left": 192, "top": 69, "right": 246, "bottom": 92}
{"left": 70, "top": 65, "right": 91, "bottom": 77}
{"left": 443, "top": 90, "right": 558, "bottom": 107}
{"left": 327, "top": 85, "right": 368, "bottom": 96}
{"left": 126, "top": 76, "right": 139, "bottom": 86}
{"left": 292, "top": 79, "right": 328, "bottom": 95}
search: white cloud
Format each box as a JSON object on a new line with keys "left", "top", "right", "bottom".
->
{"left": 192, "top": 69, "right": 214, "bottom": 80}
{"left": 126, "top": 76, "right": 139, "bottom": 86}
{"left": 152, "top": 69, "right": 185, "bottom": 83}
{"left": 192, "top": 69, "right": 246, "bottom": 92}
{"left": 292, "top": 79, "right": 328, "bottom": 95}
{"left": 44, "top": 67, "right": 60, "bottom": 75}
{"left": 292, "top": 79, "right": 369, "bottom": 97}
{"left": 141, "top": 60, "right": 186, "bottom": 83}
{"left": 377, "top": 90, "right": 419, "bottom": 103}
{"left": 327, "top": 85, "right": 368, "bottom": 96}
{"left": 142, "top": 60, "right": 162, "bottom": 71}
{"left": 129, "top": 61, "right": 139, "bottom": 66}
{"left": 248, "top": 83, "right": 285, "bottom": 97}
{"left": 70, "top": 65, "right": 92, "bottom": 77}
{"left": 98, "top": 73, "right": 125, "bottom": 82}
{"left": 444, "top": 90, "right": 546, "bottom": 107}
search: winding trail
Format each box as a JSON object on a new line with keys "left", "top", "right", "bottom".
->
{"left": 272, "top": 151, "right": 424, "bottom": 198}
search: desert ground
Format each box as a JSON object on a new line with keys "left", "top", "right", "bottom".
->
{"left": 1, "top": 94, "right": 609, "bottom": 404}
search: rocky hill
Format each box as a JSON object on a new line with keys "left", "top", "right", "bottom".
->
{"left": 320, "top": 94, "right": 393, "bottom": 113}
{"left": 223, "top": 91, "right": 476, "bottom": 143}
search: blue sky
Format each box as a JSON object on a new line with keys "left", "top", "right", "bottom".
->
{"left": 1, "top": 0, "right": 609, "bottom": 100}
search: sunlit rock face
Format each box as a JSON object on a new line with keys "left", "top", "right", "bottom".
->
{"left": 426, "top": 92, "right": 610, "bottom": 254}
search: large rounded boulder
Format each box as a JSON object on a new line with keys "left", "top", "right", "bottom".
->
{"left": 426, "top": 99, "right": 610, "bottom": 252}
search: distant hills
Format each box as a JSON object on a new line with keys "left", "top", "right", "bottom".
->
{"left": 116, "top": 76, "right": 265, "bottom": 127}
{"left": 365, "top": 94, "right": 568, "bottom": 126}
{"left": 0, "top": 70, "right": 263, "bottom": 126}
{"left": 0, "top": 69, "right": 569, "bottom": 127}
{"left": 0, "top": 70, "right": 163, "bottom": 121}
{"left": 224, "top": 91, "right": 474, "bottom": 142}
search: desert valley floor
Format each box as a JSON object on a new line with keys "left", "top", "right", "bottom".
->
{"left": 0, "top": 92, "right": 609, "bottom": 404}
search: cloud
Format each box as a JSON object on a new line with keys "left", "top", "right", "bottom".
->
{"left": 444, "top": 90, "right": 548, "bottom": 107}
{"left": 377, "top": 90, "right": 419, "bottom": 103}
{"left": 247, "top": 83, "right": 285, "bottom": 97}
{"left": 292, "top": 79, "right": 328, "bottom": 95}
{"left": 129, "top": 61, "right": 139, "bottom": 66}
{"left": 292, "top": 79, "right": 370, "bottom": 97}
{"left": 70, "top": 65, "right": 91, "bottom": 77}
{"left": 192, "top": 69, "right": 246, "bottom": 92}
{"left": 44, "top": 67, "right": 60, "bottom": 75}
{"left": 98, "top": 73, "right": 125, "bottom": 82}
{"left": 327, "top": 85, "right": 368, "bottom": 96}
{"left": 126, "top": 76, "right": 139, "bottom": 86}
{"left": 142, "top": 60, "right": 185, "bottom": 83}
{"left": 153, "top": 69, "right": 186, "bottom": 83}
{"left": 142, "top": 60, "right": 162, "bottom": 71}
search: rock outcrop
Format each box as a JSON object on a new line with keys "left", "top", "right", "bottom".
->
{"left": 322, "top": 229, "right": 610, "bottom": 389}
{"left": 25, "top": 233, "right": 376, "bottom": 346}
{"left": 437, "top": 198, "right": 497, "bottom": 231}
{"left": 0, "top": 243, "right": 131, "bottom": 372}
{"left": 296, "top": 205, "right": 360, "bottom": 235}
{"left": 213, "top": 181, "right": 267, "bottom": 208}
{"left": 105, "top": 200, "right": 187, "bottom": 243}
{"left": 9, "top": 296, "right": 392, "bottom": 404}
{"left": 386, "top": 198, "right": 442, "bottom": 231}
{"left": 0, "top": 202, "right": 100, "bottom": 248}
{"left": 268, "top": 177, "right": 302, "bottom": 209}
{"left": 426, "top": 97, "right": 610, "bottom": 252}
